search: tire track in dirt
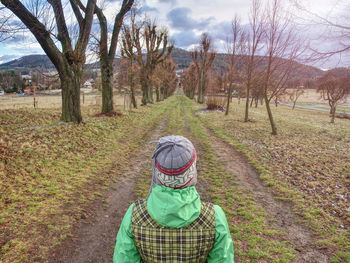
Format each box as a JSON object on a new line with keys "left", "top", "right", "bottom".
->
{"left": 53, "top": 117, "right": 169, "bottom": 263}
{"left": 203, "top": 126, "right": 330, "bottom": 263}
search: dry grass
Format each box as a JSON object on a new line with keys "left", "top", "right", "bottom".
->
{"left": 0, "top": 93, "right": 143, "bottom": 110}
{"left": 283, "top": 89, "right": 350, "bottom": 104}
{"left": 199, "top": 98, "right": 350, "bottom": 262}
{"left": 0, "top": 101, "right": 170, "bottom": 262}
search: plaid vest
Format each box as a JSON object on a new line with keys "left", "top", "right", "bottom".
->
{"left": 131, "top": 199, "right": 216, "bottom": 262}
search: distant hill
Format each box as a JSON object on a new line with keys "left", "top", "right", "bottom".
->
{"left": 327, "top": 67, "right": 350, "bottom": 78}
{"left": 170, "top": 48, "right": 324, "bottom": 80}
{"left": 171, "top": 48, "right": 192, "bottom": 69}
{"left": 0, "top": 55, "right": 54, "bottom": 71}
{"left": 0, "top": 48, "right": 324, "bottom": 80}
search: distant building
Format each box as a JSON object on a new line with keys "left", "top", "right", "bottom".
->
{"left": 83, "top": 79, "right": 94, "bottom": 88}
{"left": 176, "top": 69, "right": 184, "bottom": 78}
{"left": 24, "top": 87, "right": 32, "bottom": 94}
{"left": 22, "top": 75, "right": 32, "bottom": 82}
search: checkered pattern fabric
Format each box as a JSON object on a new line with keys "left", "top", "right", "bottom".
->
{"left": 131, "top": 199, "right": 216, "bottom": 262}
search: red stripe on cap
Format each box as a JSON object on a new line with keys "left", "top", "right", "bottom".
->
{"left": 173, "top": 175, "right": 194, "bottom": 189}
{"left": 155, "top": 149, "right": 196, "bottom": 176}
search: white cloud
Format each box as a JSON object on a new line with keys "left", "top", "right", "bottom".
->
{"left": 0, "top": 0, "right": 348, "bottom": 68}
{"left": 6, "top": 42, "right": 43, "bottom": 55}
{"left": 0, "top": 54, "right": 21, "bottom": 64}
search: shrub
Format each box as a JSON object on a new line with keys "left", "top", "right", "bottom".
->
{"left": 206, "top": 96, "right": 225, "bottom": 111}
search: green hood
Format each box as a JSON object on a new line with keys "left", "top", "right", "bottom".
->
{"left": 147, "top": 184, "right": 201, "bottom": 228}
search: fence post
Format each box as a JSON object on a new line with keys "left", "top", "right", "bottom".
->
{"left": 123, "top": 92, "right": 126, "bottom": 111}
{"left": 33, "top": 87, "right": 37, "bottom": 108}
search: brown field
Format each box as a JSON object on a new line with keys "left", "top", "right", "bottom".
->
{"left": 1, "top": 89, "right": 348, "bottom": 111}
{"left": 283, "top": 88, "right": 350, "bottom": 104}
{"left": 0, "top": 92, "right": 143, "bottom": 110}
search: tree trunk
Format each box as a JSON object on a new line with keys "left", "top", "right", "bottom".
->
{"left": 156, "top": 87, "right": 160, "bottom": 102}
{"left": 250, "top": 96, "right": 254, "bottom": 107}
{"left": 255, "top": 98, "right": 258, "bottom": 108}
{"left": 147, "top": 84, "right": 153, "bottom": 104}
{"left": 265, "top": 95, "right": 277, "bottom": 135}
{"left": 330, "top": 105, "right": 336, "bottom": 123}
{"left": 140, "top": 70, "right": 149, "bottom": 105}
{"left": 141, "top": 83, "right": 147, "bottom": 105}
{"left": 225, "top": 83, "right": 233, "bottom": 116}
{"left": 292, "top": 100, "right": 296, "bottom": 109}
{"left": 197, "top": 71, "right": 204, "bottom": 104}
{"left": 101, "top": 60, "right": 114, "bottom": 113}
{"left": 160, "top": 87, "right": 165, "bottom": 101}
{"left": 244, "top": 83, "right": 250, "bottom": 122}
{"left": 130, "top": 84, "right": 137, "bottom": 109}
{"left": 189, "top": 87, "right": 194, "bottom": 99}
{"left": 130, "top": 67, "right": 137, "bottom": 108}
{"left": 60, "top": 65, "right": 83, "bottom": 123}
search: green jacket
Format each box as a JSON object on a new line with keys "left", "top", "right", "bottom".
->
{"left": 113, "top": 185, "right": 234, "bottom": 262}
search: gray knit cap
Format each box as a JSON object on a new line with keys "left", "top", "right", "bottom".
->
{"left": 149, "top": 135, "right": 197, "bottom": 191}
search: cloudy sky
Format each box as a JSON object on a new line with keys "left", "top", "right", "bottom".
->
{"left": 0, "top": 0, "right": 348, "bottom": 69}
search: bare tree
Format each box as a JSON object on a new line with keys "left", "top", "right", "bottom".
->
{"left": 244, "top": 0, "right": 264, "bottom": 122}
{"left": 250, "top": 75, "right": 265, "bottom": 108}
{"left": 182, "top": 63, "right": 197, "bottom": 99}
{"left": 287, "top": 79, "right": 305, "bottom": 109}
{"left": 121, "top": 15, "right": 173, "bottom": 105}
{"left": 116, "top": 58, "right": 140, "bottom": 108}
{"left": 317, "top": 71, "right": 350, "bottom": 123}
{"left": 191, "top": 33, "right": 216, "bottom": 104}
{"left": 0, "top": 70, "right": 23, "bottom": 92}
{"left": 206, "top": 69, "right": 222, "bottom": 95}
{"left": 261, "top": 0, "right": 303, "bottom": 135}
{"left": 225, "top": 15, "right": 246, "bottom": 115}
{"left": 0, "top": 7, "right": 14, "bottom": 41}
{"left": 1, "top": 0, "right": 97, "bottom": 123}
{"left": 81, "top": 0, "right": 134, "bottom": 114}
{"left": 291, "top": 0, "right": 350, "bottom": 62}
{"left": 153, "top": 58, "right": 177, "bottom": 101}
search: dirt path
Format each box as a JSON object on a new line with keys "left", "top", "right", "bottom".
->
{"left": 53, "top": 117, "right": 168, "bottom": 263}
{"left": 53, "top": 101, "right": 329, "bottom": 263}
{"left": 203, "top": 127, "right": 330, "bottom": 263}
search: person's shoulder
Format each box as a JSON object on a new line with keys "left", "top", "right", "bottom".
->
{"left": 200, "top": 202, "right": 223, "bottom": 212}
{"left": 129, "top": 198, "right": 149, "bottom": 214}
{"left": 212, "top": 204, "right": 228, "bottom": 220}
{"left": 124, "top": 203, "right": 135, "bottom": 215}
{"left": 134, "top": 198, "right": 147, "bottom": 205}
{"left": 213, "top": 204, "right": 224, "bottom": 213}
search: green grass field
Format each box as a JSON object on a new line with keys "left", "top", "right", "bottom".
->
{"left": 0, "top": 96, "right": 349, "bottom": 262}
{"left": 199, "top": 99, "right": 350, "bottom": 262}
{"left": 0, "top": 103, "right": 171, "bottom": 262}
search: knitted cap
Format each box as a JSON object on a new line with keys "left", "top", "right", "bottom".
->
{"left": 151, "top": 135, "right": 197, "bottom": 189}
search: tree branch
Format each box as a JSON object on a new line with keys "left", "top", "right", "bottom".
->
{"left": 75, "top": 0, "right": 96, "bottom": 57}
{"left": 69, "top": 0, "right": 83, "bottom": 29}
{"left": 109, "top": 0, "right": 134, "bottom": 59}
{"left": 47, "top": 0, "right": 72, "bottom": 52}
